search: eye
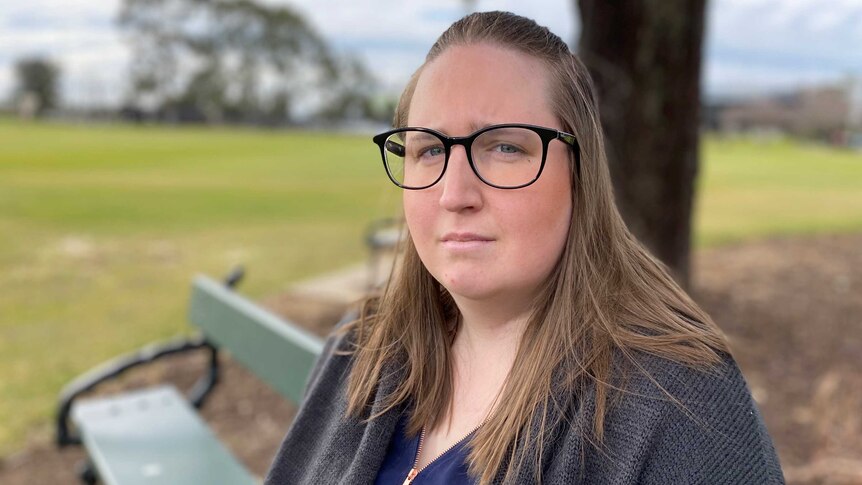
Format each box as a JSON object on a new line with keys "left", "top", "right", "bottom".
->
{"left": 495, "top": 144, "right": 521, "bottom": 154}
{"left": 418, "top": 145, "right": 445, "bottom": 159}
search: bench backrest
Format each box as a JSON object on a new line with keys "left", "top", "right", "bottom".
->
{"left": 188, "top": 275, "right": 324, "bottom": 404}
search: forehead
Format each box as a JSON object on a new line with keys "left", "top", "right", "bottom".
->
{"left": 407, "top": 43, "right": 556, "bottom": 133}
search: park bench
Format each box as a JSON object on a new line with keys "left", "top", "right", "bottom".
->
{"left": 55, "top": 268, "right": 326, "bottom": 484}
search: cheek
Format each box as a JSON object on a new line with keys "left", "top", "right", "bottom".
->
{"left": 403, "top": 191, "right": 435, "bottom": 246}
{"left": 513, "top": 172, "right": 572, "bottom": 267}
{"left": 512, "top": 199, "right": 570, "bottom": 256}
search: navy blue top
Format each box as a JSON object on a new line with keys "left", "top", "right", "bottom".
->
{"left": 374, "top": 414, "right": 475, "bottom": 485}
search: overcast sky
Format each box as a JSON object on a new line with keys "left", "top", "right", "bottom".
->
{"left": 1, "top": 0, "right": 861, "bottom": 108}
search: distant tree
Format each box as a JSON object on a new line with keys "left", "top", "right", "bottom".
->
{"left": 316, "top": 57, "right": 391, "bottom": 123}
{"left": 13, "top": 58, "right": 60, "bottom": 116}
{"left": 577, "top": 0, "right": 707, "bottom": 287}
{"left": 118, "top": 0, "right": 375, "bottom": 124}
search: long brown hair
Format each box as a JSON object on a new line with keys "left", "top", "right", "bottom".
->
{"left": 345, "top": 11, "right": 729, "bottom": 484}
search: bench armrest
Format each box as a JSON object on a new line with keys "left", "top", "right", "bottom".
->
{"left": 57, "top": 266, "right": 245, "bottom": 448}
{"left": 56, "top": 337, "right": 218, "bottom": 447}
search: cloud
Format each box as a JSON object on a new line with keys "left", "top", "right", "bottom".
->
{"left": 0, "top": 0, "right": 121, "bottom": 33}
{"left": 705, "top": 0, "right": 862, "bottom": 94}
{"left": 263, "top": 0, "right": 464, "bottom": 46}
{"left": 0, "top": 0, "right": 127, "bottom": 105}
{"left": 0, "top": 0, "right": 859, "bottom": 107}
{"left": 264, "top": 0, "right": 576, "bottom": 93}
{"left": 61, "top": 43, "right": 130, "bottom": 107}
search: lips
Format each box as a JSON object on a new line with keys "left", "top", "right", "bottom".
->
{"left": 439, "top": 232, "right": 495, "bottom": 252}
{"left": 440, "top": 232, "right": 495, "bottom": 243}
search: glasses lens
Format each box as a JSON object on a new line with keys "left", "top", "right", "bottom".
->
{"left": 383, "top": 130, "right": 446, "bottom": 189}
{"left": 472, "top": 127, "right": 544, "bottom": 187}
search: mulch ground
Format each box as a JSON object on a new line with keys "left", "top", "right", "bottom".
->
{"left": 1, "top": 233, "right": 860, "bottom": 484}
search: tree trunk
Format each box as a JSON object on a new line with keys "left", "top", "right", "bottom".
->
{"left": 576, "top": 0, "right": 707, "bottom": 288}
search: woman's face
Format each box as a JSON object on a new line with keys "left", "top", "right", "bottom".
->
{"left": 404, "top": 43, "right": 573, "bottom": 310}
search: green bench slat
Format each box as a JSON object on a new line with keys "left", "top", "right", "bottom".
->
{"left": 72, "top": 386, "right": 256, "bottom": 485}
{"left": 188, "top": 275, "right": 325, "bottom": 404}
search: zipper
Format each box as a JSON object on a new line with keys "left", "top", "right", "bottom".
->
{"left": 402, "top": 423, "right": 484, "bottom": 485}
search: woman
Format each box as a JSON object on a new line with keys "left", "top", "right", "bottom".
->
{"left": 266, "top": 11, "right": 784, "bottom": 485}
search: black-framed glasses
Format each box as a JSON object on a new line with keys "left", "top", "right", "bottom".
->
{"left": 372, "top": 123, "right": 580, "bottom": 190}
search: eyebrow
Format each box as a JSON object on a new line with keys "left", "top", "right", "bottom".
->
{"left": 422, "top": 120, "right": 500, "bottom": 136}
{"left": 407, "top": 132, "right": 441, "bottom": 142}
{"left": 468, "top": 120, "right": 495, "bottom": 132}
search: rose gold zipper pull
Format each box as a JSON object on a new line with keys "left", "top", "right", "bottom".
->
{"left": 402, "top": 467, "right": 419, "bottom": 485}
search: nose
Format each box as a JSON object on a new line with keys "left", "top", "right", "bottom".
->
{"left": 438, "top": 145, "right": 483, "bottom": 212}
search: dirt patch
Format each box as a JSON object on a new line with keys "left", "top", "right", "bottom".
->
{"left": 1, "top": 233, "right": 860, "bottom": 484}
{"left": 693, "top": 233, "right": 862, "bottom": 484}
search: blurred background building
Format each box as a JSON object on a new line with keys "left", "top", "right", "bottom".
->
{"left": 706, "top": 76, "right": 862, "bottom": 146}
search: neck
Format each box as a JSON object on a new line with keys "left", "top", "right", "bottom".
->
{"left": 432, "top": 294, "right": 530, "bottom": 436}
{"left": 449, "top": 293, "right": 532, "bottom": 365}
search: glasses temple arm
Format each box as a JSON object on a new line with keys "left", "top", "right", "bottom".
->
{"left": 556, "top": 132, "right": 581, "bottom": 180}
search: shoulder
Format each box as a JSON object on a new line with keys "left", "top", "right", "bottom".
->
{"left": 615, "top": 351, "right": 760, "bottom": 424}
{"left": 595, "top": 351, "right": 785, "bottom": 484}
{"left": 618, "top": 351, "right": 752, "bottom": 410}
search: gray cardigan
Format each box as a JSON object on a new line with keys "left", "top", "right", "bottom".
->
{"left": 265, "top": 327, "right": 785, "bottom": 484}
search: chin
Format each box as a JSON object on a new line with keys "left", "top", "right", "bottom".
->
{"left": 436, "top": 272, "right": 499, "bottom": 301}
{"left": 444, "top": 285, "right": 493, "bottom": 301}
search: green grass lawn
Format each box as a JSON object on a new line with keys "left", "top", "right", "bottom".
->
{"left": 0, "top": 119, "right": 402, "bottom": 455}
{"left": 0, "top": 120, "right": 861, "bottom": 456}
{"left": 696, "top": 136, "right": 862, "bottom": 245}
